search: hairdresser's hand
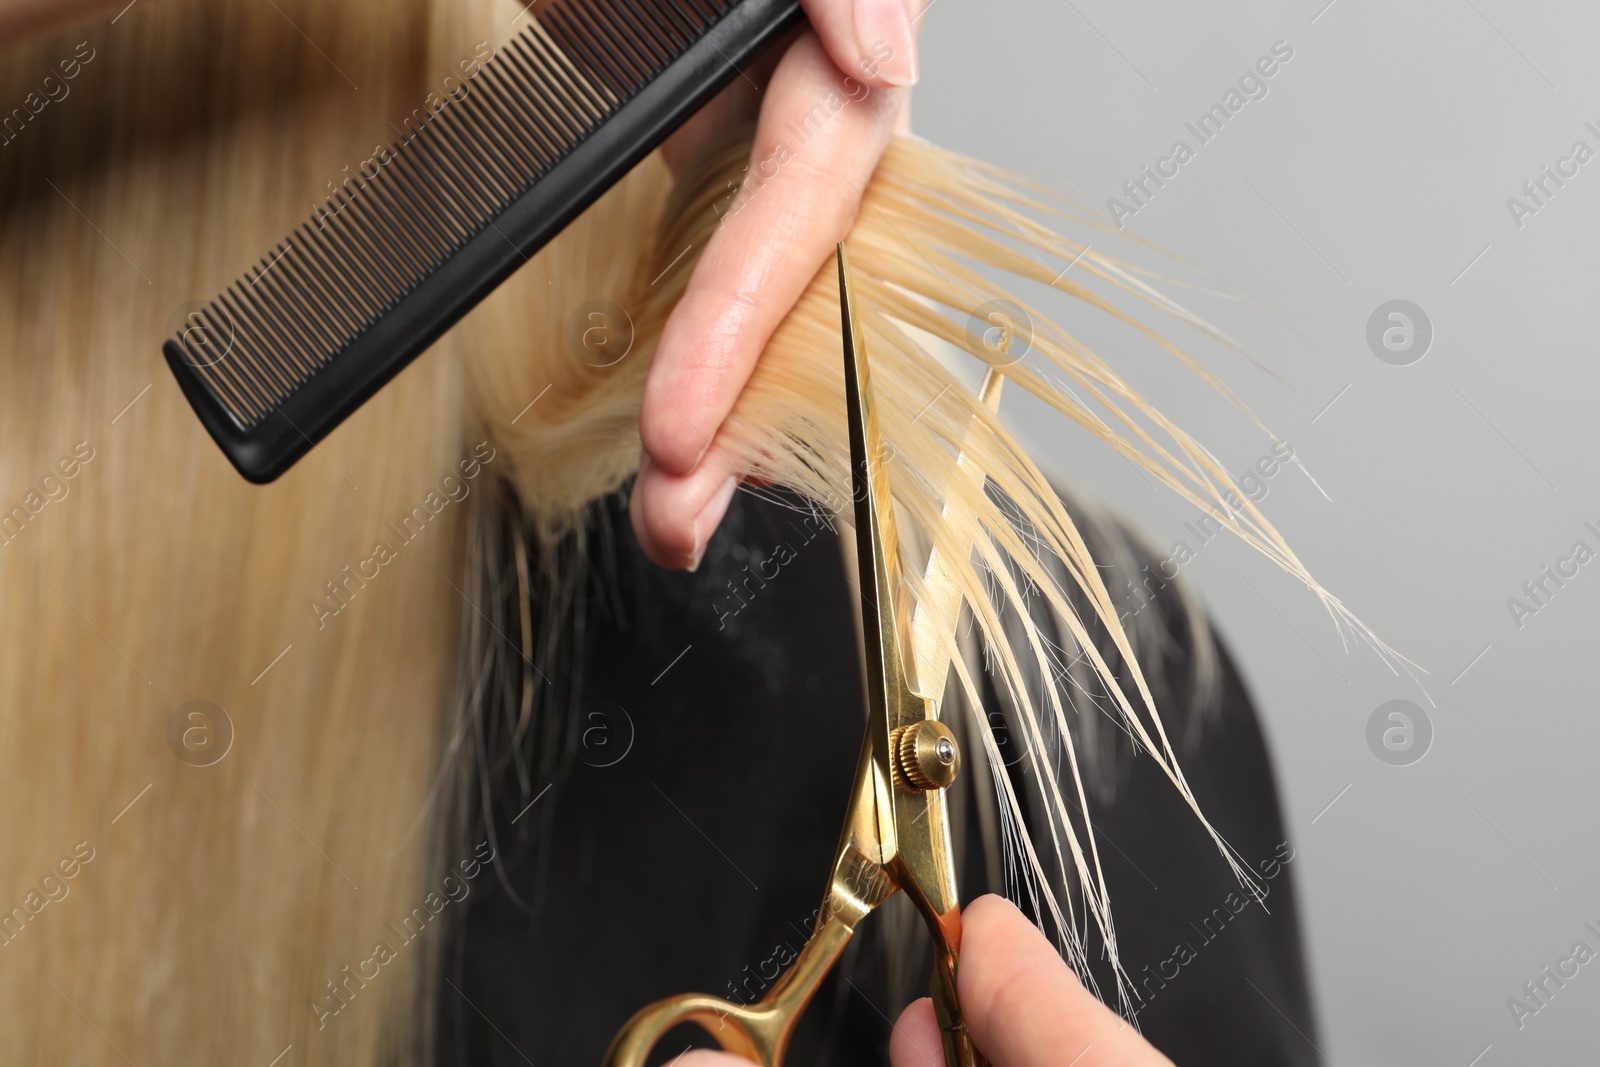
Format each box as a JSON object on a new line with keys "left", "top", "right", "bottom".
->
{"left": 677, "top": 895, "right": 1175, "bottom": 1067}
{"left": 631, "top": 0, "right": 921, "bottom": 570}
{"left": 887, "top": 895, "right": 1174, "bottom": 1067}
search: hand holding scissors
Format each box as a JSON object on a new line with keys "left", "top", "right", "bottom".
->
{"left": 604, "top": 244, "right": 1000, "bottom": 1067}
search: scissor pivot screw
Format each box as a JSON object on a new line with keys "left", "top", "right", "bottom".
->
{"left": 892, "top": 722, "right": 961, "bottom": 792}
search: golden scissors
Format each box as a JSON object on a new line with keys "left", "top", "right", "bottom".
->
{"left": 603, "top": 245, "right": 1001, "bottom": 1067}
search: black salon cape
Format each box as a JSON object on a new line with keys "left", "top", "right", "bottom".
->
{"left": 436, "top": 488, "right": 1320, "bottom": 1066}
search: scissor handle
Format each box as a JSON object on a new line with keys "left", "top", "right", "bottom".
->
{"left": 601, "top": 991, "right": 778, "bottom": 1067}
{"left": 602, "top": 906, "right": 858, "bottom": 1067}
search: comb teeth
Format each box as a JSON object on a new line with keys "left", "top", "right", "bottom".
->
{"left": 172, "top": 2, "right": 728, "bottom": 429}
{"left": 166, "top": 0, "right": 801, "bottom": 481}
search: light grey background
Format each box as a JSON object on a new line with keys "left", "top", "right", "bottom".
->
{"left": 917, "top": 2, "right": 1600, "bottom": 1065}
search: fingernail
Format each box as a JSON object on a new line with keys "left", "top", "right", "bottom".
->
{"left": 689, "top": 476, "right": 738, "bottom": 572}
{"left": 855, "top": 0, "right": 918, "bottom": 87}
{"left": 689, "top": 439, "right": 713, "bottom": 472}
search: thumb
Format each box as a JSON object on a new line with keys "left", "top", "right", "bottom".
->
{"left": 890, "top": 895, "right": 1172, "bottom": 1067}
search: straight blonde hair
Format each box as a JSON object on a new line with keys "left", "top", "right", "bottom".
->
{"left": 0, "top": 0, "right": 1391, "bottom": 1062}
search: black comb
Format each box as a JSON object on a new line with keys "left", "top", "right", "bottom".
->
{"left": 164, "top": 0, "right": 802, "bottom": 483}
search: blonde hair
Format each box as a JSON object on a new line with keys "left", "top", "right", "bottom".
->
{"left": 477, "top": 129, "right": 1394, "bottom": 1009}
{"left": 0, "top": 0, "right": 1389, "bottom": 1062}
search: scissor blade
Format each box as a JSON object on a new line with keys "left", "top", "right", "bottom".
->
{"left": 839, "top": 247, "right": 980, "bottom": 1067}
{"left": 839, "top": 244, "right": 920, "bottom": 864}
{"left": 906, "top": 368, "right": 1004, "bottom": 705}
{"left": 841, "top": 243, "right": 910, "bottom": 715}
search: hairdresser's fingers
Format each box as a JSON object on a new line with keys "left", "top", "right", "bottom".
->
{"left": 661, "top": 0, "right": 920, "bottom": 174}
{"left": 890, "top": 896, "right": 1175, "bottom": 1067}
{"left": 887, "top": 998, "right": 944, "bottom": 1064}
{"left": 629, "top": 446, "right": 740, "bottom": 572}
{"left": 634, "top": 33, "right": 902, "bottom": 568}
{"left": 800, "top": 0, "right": 921, "bottom": 89}
{"left": 674, "top": 1052, "right": 755, "bottom": 1067}
{"left": 643, "top": 32, "right": 904, "bottom": 474}
{"left": 661, "top": 28, "right": 791, "bottom": 175}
